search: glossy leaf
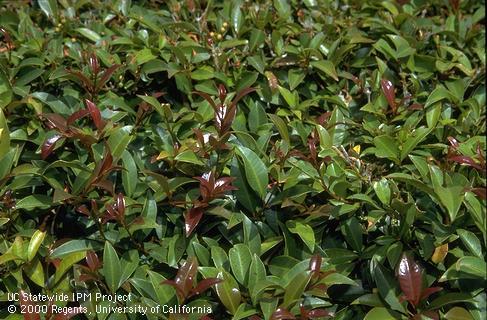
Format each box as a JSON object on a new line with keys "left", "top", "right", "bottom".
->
{"left": 235, "top": 145, "right": 268, "bottom": 198}
{"left": 27, "top": 230, "right": 46, "bottom": 261}
{"left": 103, "top": 242, "right": 122, "bottom": 293}
{"left": 397, "top": 253, "right": 423, "bottom": 307}
{"left": 214, "top": 269, "right": 241, "bottom": 315}
{"left": 229, "top": 244, "right": 252, "bottom": 286}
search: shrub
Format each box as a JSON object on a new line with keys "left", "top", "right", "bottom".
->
{"left": 0, "top": 0, "right": 485, "bottom": 319}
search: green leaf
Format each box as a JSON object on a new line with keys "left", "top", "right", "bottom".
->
{"left": 424, "top": 86, "right": 454, "bottom": 108}
{"left": 286, "top": 220, "right": 315, "bottom": 252}
{"left": 0, "top": 147, "right": 16, "bottom": 180}
{"left": 323, "top": 273, "right": 358, "bottom": 287}
{"left": 232, "top": 158, "right": 260, "bottom": 212}
{"left": 107, "top": 125, "right": 133, "bottom": 160}
{"left": 121, "top": 150, "right": 137, "bottom": 197}
{"left": 247, "top": 55, "right": 265, "bottom": 74}
{"left": 268, "top": 114, "right": 290, "bottom": 144}
{"left": 211, "top": 246, "right": 229, "bottom": 269}
{"left": 373, "top": 178, "right": 391, "bottom": 205}
{"left": 231, "top": 3, "right": 243, "bottom": 35}
{"left": 231, "top": 304, "right": 257, "bottom": 320}
{"left": 119, "top": 250, "right": 139, "bottom": 286}
{"left": 38, "top": 0, "right": 58, "bottom": 21}
{"left": 310, "top": 60, "right": 338, "bottom": 81}
{"left": 148, "top": 270, "right": 176, "bottom": 305}
{"left": 341, "top": 217, "right": 363, "bottom": 252}
{"left": 273, "top": 0, "right": 291, "bottom": 19}
{"left": 373, "top": 263, "right": 406, "bottom": 313}
{"left": 426, "top": 103, "right": 442, "bottom": 128}
{"left": 235, "top": 145, "right": 268, "bottom": 198}
{"left": 282, "top": 270, "right": 311, "bottom": 309}
{"left": 288, "top": 69, "right": 306, "bottom": 90}
{"left": 229, "top": 244, "right": 252, "bottom": 286}
{"left": 249, "top": 29, "right": 265, "bottom": 52}
{"left": 436, "top": 186, "right": 465, "bottom": 222}
{"left": 457, "top": 229, "right": 482, "bottom": 258}
{"left": 444, "top": 307, "right": 473, "bottom": 320}
{"left": 243, "top": 215, "right": 261, "bottom": 256}
{"left": 215, "top": 269, "right": 241, "bottom": 315}
{"left": 0, "top": 109, "right": 10, "bottom": 159}
{"left": 278, "top": 85, "right": 297, "bottom": 108}
{"left": 0, "top": 68, "right": 12, "bottom": 109}
{"left": 75, "top": 28, "right": 101, "bottom": 42}
{"left": 53, "top": 251, "right": 86, "bottom": 284}
{"left": 248, "top": 253, "right": 266, "bottom": 297}
{"left": 235, "top": 72, "right": 258, "bottom": 93}
{"left": 174, "top": 150, "right": 205, "bottom": 165}
{"left": 50, "top": 240, "right": 99, "bottom": 258}
{"left": 103, "top": 242, "right": 122, "bottom": 293}
{"left": 400, "top": 127, "right": 431, "bottom": 161}
{"left": 27, "top": 230, "right": 46, "bottom": 262}
{"left": 15, "top": 195, "right": 52, "bottom": 210}
{"left": 24, "top": 257, "right": 45, "bottom": 287}
{"left": 427, "top": 293, "right": 473, "bottom": 310}
{"left": 374, "top": 135, "right": 400, "bottom": 163}
{"left": 364, "top": 307, "right": 401, "bottom": 320}
{"left": 352, "top": 293, "right": 385, "bottom": 307}
{"left": 455, "top": 256, "right": 486, "bottom": 279}
{"left": 191, "top": 66, "right": 215, "bottom": 80}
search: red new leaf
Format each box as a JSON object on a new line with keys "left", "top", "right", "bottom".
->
{"left": 162, "top": 256, "right": 199, "bottom": 301}
{"left": 99, "top": 149, "right": 114, "bottom": 175}
{"left": 308, "top": 308, "right": 333, "bottom": 318}
{"left": 230, "top": 87, "right": 256, "bottom": 110}
{"left": 162, "top": 279, "right": 186, "bottom": 301}
{"left": 193, "top": 91, "right": 217, "bottom": 111}
{"left": 86, "top": 251, "right": 101, "bottom": 271}
{"left": 409, "top": 103, "right": 423, "bottom": 110}
{"left": 53, "top": 305, "right": 83, "bottom": 320}
{"left": 420, "top": 286, "right": 442, "bottom": 301}
{"left": 41, "top": 134, "right": 62, "bottom": 159}
{"left": 219, "top": 87, "right": 255, "bottom": 133}
{"left": 88, "top": 53, "right": 99, "bottom": 75}
{"left": 66, "top": 70, "right": 94, "bottom": 93}
{"left": 93, "top": 180, "right": 115, "bottom": 196}
{"left": 19, "top": 290, "right": 41, "bottom": 320}
{"left": 471, "top": 188, "right": 486, "bottom": 200}
{"left": 414, "top": 311, "right": 439, "bottom": 320}
{"left": 189, "top": 278, "right": 222, "bottom": 297}
{"left": 397, "top": 253, "right": 423, "bottom": 307}
{"left": 76, "top": 205, "right": 91, "bottom": 216}
{"left": 42, "top": 113, "right": 68, "bottom": 133}
{"left": 96, "top": 64, "right": 121, "bottom": 91}
{"left": 447, "top": 136, "right": 459, "bottom": 149}
{"left": 67, "top": 109, "right": 90, "bottom": 126}
{"left": 85, "top": 99, "right": 105, "bottom": 131}
{"left": 309, "top": 255, "right": 322, "bottom": 274}
{"left": 116, "top": 193, "right": 125, "bottom": 217}
{"left": 449, "top": 0, "right": 460, "bottom": 11}
{"left": 381, "top": 79, "right": 397, "bottom": 114}
{"left": 218, "top": 84, "right": 227, "bottom": 102}
{"left": 448, "top": 155, "right": 483, "bottom": 170}
{"left": 184, "top": 207, "right": 204, "bottom": 236}
{"left": 271, "top": 307, "right": 296, "bottom": 320}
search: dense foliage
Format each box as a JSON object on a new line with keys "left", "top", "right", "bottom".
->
{"left": 0, "top": 0, "right": 485, "bottom": 319}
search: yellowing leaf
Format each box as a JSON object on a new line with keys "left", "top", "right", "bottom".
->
{"left": 432, "top": 243, "right": 448, "bottom": 264}
{"left": 352, "top": 145, "right": 361, "bottom": 154}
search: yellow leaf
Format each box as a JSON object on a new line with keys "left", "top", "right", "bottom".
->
{"left": 431, "top": 243, "right": 448, "bottom": 263}
{"left": 353, "top": 145, "right": 361, "bottom": 154}
{"left": 156, "top": 151, "right": 170, "bottom": 160}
